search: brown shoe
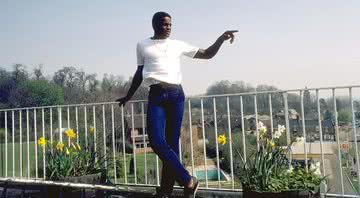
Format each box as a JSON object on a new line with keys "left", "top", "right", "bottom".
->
{"left": 184, "top": 176, "right": 199, "bottom": 198}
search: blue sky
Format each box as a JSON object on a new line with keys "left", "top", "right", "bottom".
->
{"left": 1, "top": 0, "right": 359, "bottom": 95}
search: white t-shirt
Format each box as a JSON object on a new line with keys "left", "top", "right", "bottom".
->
{"left": 137, "top": 38, "right": 199, "bottom": 85}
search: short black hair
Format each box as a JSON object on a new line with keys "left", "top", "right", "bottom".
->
{"left": 152, "top": 11, "right": 171, "bottom": 27}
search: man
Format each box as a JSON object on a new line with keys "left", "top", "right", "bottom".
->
{"left": 116, "top": 11, "right": 237, "bottom": 198}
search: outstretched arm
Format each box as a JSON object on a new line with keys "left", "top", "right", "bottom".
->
{"left": 116, "top": 65, "right": 144, "bottom": 106}
{"left": 194, "top": 30, "right": 238, "bottom": 59}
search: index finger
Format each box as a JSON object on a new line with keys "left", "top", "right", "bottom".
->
{"left": 227, "top": 30, "right": 239, "bottom": 33}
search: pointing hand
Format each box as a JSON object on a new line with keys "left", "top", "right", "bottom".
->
{"left": 220, "top": 30, "right": 238, "bottom": 44}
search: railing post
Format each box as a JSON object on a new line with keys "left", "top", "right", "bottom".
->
{"left": 111, "top": 104, "right": 117, "bottom": 183}
{"left": 200, "top": 99, "right": 208, "bottom": 188}
{"left": 269, "top": 94, "right": 274, "bottom": 139}
{"left": 316, "top": 90, "right": 326, "bottom": 179}
{"left": 121, "top": 106, "right": 127, "bottom": 184}
{"left": 75, "top": 107, "right": 79, "bottom": 144}
{"left": 240, "top": 96, "right": 246, "bottom": 162}
{"left": 26, "top": 109, "right": 30, "bottom": 178}
{"left": 188, "top": 99, "right": 195, "bottom": 176}
{"left": 213, "top": 98, "right": 221, "bottom": 188}
{"left": 41, "top": 108, "right": 46, "bottom": 179}
{"left": 141, "top": 103, "right": 148, "bottom": 184}
{"left": 300, "top": 90, "right": 308, "bottom": 172}
{"left": 254, "top": 94, "right": 259, "bottom": 150}
{"left": 67, "top": 107, "right": 70, "bottom": 146}
{"left": 58, "top": 107, "right": 62, "bottom": 143}
{"left": 5, "top": 111, "right": 8, "bottom": 178}
{"left": 131, "top": 103, "right": 137, "bottom": 184}
{"left": 350, "top": 88, "right": 360, "bottom": 194}
{"left": 333, "top": 89, "right": 344, "bottom": 195}
{"left": 226, "top": 97, "right": 235, "bottom": 189}
{"left": 84, "top": 106, "right": 88, "bottom": 149}
{"left": 12, "top": 110, "right": 15, "bottom": 178}
{"left": 34, "top": 109, "right": 38, "bottom": 178}
{"left": 102, "top": 105, "right": 107, "bottom": 170}
{"left": 19, "top": 110, "right": 23, "bottom": 178}
{"left": 93, "top": 106, "right": 97, "bottom": 157}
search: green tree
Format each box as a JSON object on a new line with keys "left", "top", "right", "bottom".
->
{"left": 0, "top": 68, "right": 14, "bottom": 108}
{"left": 33, "top": 64, "right": 45, "bottom": 80}
{"left": 338, "top": 109, "right": 352, "bottom": 124}
{"left": 11, "top": 80, "right": 64, "bottom": 107}
{"left": 12, "top": 64, "right": 28, "bottom": 84}
{"left": 323, "top": 110, "right": 333, "bottom": 120}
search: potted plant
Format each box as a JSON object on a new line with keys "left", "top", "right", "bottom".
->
{"left": 37, "top": 127, "right": 107, "bottom": 196}
{"left": 217, "top": 122, "right": 325, "bottom": 198}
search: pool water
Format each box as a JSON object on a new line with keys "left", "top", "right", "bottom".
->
{"left": 194, "top": 169, "right": 227, "bottom": 181}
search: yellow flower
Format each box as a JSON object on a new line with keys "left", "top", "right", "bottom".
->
{"left": 65, "top": 148, "right": 70, "bottom": 155}
{"left": 56, "top": 142, "right": 65, "bottom": 151}
{"left": 76, "top": 143, "right": 81, "bottom": 150}
{"left": 37, "top": 137, "right": 46, "bottom": 147}
{"left": 64, "top": 128, "right": 76, "bottom": 139}
{"left": 268, "top": 139, "right": 276, "bottom": 148}
{"left": 89, "top": 126, "right": 95, "bottom": 133}
{"left": 258, "top": 121, "right": 267, "bottom": 138}
{"left": 217, "top": 134, "right": 227, "bottom": 145}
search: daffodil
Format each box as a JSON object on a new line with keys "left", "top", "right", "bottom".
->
{"left": 257, "top": 121, "right": 267, "bottom": 138}
{"left": 64, "top": 128, "right": 76, "bottom": 139}
{"left": 89, "top": 126, "right": 95, "bottom": 133}
{"left": 65, "top": 148, "right": 70, "bottom": 155}
{"left": 268, "top": 139, "right": 276, "bottom": 148}
{"left": 273, "top": 125, "right": 285, "bottom": 139}
{"left": 217, "top": 134, "right": 227, "bottom": 145}
{"left": 56, "top": 142, "right": 65, "bottom": 151}
{"left": 310, "top": 162, "right": 322, "bottom": 176}
{"left": 287, "top": 165, "right": 294, "bottom": 173}
{"left": 37, "top": 137, "right": 46, "bottom": 147}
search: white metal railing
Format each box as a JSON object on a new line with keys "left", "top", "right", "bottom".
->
{"left": 0, "top": 85, "right": 360, "bottom": 197}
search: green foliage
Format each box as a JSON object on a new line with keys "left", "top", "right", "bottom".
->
{"left": 227, "top": 123, "right": 326, "bottom": 193}
{"left": 16, "top": 80, "right": 64, "bottom": 107}
{"left": 45, "top": 144, "right": 104, "bottom": 180}
{"left": 323, "top": 110, "right": 333, "bottom": 120}
{"left": 268, "top": 168, "right": 322, "bottom": 192}
{"left": 240, "top": 143, "right": 289, "bottom": 192}
{"left": 338, "top": 109, "right": 352, "bottom": 123}
{"left": 219, "top": 133, "right": 256, "bottom": 175}
{"left": 39, "top": 128, "right": 106, "bottom": 181}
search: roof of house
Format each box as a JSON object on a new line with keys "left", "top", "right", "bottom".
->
{"left": 289, "top": 142, "right": 337, "bottom": 155}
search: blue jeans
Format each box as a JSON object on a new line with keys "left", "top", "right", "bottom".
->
{"left": 147, "top": 83, "right": 191, "bottom": 194}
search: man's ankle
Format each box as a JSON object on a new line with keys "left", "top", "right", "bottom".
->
{"left": 186, "top": 178, "right": 193, "bottom": 188}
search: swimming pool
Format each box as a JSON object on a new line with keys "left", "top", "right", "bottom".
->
{"left": 194, "top": 169, "right": 228, "bottom": 181}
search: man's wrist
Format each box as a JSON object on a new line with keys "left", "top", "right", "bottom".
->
{"left": 125, "top": 95, "right": 131, "bottom": 101}
{"left": 217, "top": 36, "right": 225, "bottom": 43}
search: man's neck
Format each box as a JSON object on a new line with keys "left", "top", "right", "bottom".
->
{"left": 152, "top": 34, "right": 168, "bottom": 40}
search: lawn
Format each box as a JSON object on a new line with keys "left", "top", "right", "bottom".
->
{"left": 1, "top": 140, "right": 158, "bottom": 183}
{"left": 108, "top": 152, "right": 159, "bottom": 185}
{"left": 0, "top": 141, "right": 37, "bottom": 178}
{"left": 344, "top": 167, "right": 359, "bottom": 193}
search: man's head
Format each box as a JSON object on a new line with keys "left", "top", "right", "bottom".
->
{"left": 152, "top": 11, "right": 172, "bottom": 39}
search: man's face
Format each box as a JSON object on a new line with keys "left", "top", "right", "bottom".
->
{"left": 154, "top": 16, "right": 172, "bottom": 38}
